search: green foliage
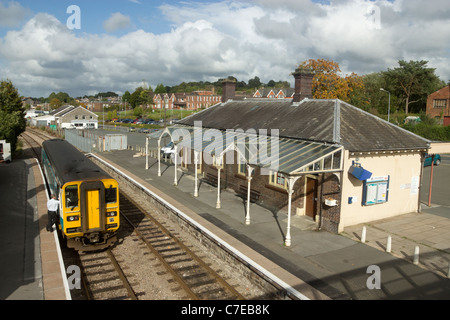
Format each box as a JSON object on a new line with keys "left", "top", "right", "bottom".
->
{"left": 95, "top": 91, "right": 118, "bottom": 98}
{"left": 154, "top": 83, "right": 166, "bottom": 94}
{"left": 133, "top": 106, "right": 143, "bottom": 117}
{"left": 129, "top": 87, "right": 153, "bottom": 108}
{"left": 47, "top": 91, "right": 77, "bottom": 106}
{"left": 401, "top": 122, "right": 450, "bottom": 141}
{"left": 382, "top": 60, "right": 444, "bottom": 114}
{"left": 0, "top": 80, "right": 26, "bottom": 151}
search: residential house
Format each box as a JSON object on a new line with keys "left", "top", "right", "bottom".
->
{"left": 253, "top": 88, "right": 295, "bottom": 99}
{"left": 153, "top": 91, "right": 221, "bottom": 110}
{"left": 426, "top": 84, "right": 450, "bottom": 126}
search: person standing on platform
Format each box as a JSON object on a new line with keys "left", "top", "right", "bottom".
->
{"left": 47, "top": 194, "right": 59, "bottom": 232}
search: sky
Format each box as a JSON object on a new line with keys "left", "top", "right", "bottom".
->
{"left": 0, "top": 0, "right": 449, "bottom": 98}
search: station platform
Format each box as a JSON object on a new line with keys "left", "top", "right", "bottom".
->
{"left": 0, "top": 152, "right": 69, "bottom": 300}
{"left": 96, "top": 149, "right": 450, "bottom": 300}
{"left": 3, "top": 139, "right": 450, "bottom": 300}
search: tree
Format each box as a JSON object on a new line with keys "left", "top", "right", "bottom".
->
{"left": 154, "top": 83, "right": 166, "bottom": 94}
{"left": 49, "top": 98, "right": 62, "bottom": 110}
{"left": 383, "top": 60, "right": 442, "bottom": 114}
{"left": 248, "top": 76, "right": 262, "bottom": 89}
{"left": 129, "top": 87, "right": 144, "bottom": 108}
{"left": 0, "top": 80, "right": 26, "bottom": 152}
{"left": 299, "top": 58, "right": 367, "bottom": 106}
{"left": 122, "top": 90, "right": 131, "bottom": 103}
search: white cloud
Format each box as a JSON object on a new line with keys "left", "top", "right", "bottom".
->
{"left": 103, "top": 12, "right": 131, "bottom": 32}
{"left": 0, "top": 0, "right": 448, "bottom": 97}
{"left": 0, "top": 1, "right": 30, "bottom": 27}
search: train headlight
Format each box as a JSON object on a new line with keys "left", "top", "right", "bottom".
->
{"left": 106, "top": 211, "right": 117, "bottom": 217}
{"left": 67, "top": 215, "right": 79, "bottom": 222}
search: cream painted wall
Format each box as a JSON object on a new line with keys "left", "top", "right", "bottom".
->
{"left": 339, "top": 150, "right": 422, "bottom": 232}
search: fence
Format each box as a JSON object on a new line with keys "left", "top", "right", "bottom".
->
{"left": 65, "top": 129, "right": 127, "bottom": 153}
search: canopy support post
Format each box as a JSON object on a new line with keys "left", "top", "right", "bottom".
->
{"left": 245, "top": 165, "right": 254, "bottom": 225}
{"left": 194, "top": 151, "right": 199, "bottom": 197}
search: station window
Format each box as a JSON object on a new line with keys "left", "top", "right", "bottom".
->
{"left": 65, "top": 185, "right": 79, "bottom": 208}
{"left": 269, "top": 171, "right": 287, "bottom": 189}
{"left": 237, "top": 157, "right": 246, "bottom": 176}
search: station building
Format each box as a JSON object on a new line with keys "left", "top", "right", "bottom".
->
{"left": 149, "top": 69, "right": 446, "bottom": 239}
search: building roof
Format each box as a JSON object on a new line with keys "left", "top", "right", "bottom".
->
{"left": 177, "top": 98, "right": 430, "bottom": 152}
{"left": 50, "top": 105, "right": 75, "bottom": 116}
{"left": 59, "top": 106, "right": 98, "bottom": 119}
{"left": 149, "top": 126, "right": 344, "bottom": 176}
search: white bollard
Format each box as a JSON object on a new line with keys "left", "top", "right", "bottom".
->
{"left": 386, "top": 235, "right": 392, "bottom": 253}
{"left": 361, "top": 226, "right": 366, "bottom": 243}
{"left": 413, "top": 246, "right": 420, "bottom": 265}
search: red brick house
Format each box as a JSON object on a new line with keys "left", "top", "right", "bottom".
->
{"left": 152, "top": 91, "right": 221, "bottom": 110}
{"left": 426, "top": 84, "right": 450, "bottom": 125}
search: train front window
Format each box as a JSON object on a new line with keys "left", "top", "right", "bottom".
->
{"left": 65, "top": 185, "right": 79, "bottom": 208}
{"left": 105, "top": 186, "right": 117, "bottom": 204}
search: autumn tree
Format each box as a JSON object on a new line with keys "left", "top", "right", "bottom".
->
{"left": 298, "top": 59, "right": 368, "bottom": 108}
{"left": 0, "top": 80, "right": 26, "bottom": 152}
{"left": 49, "top": 98, "right": 62, "bottom": 109}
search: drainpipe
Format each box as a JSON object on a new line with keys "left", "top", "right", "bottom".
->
{"left": 418, "top": 152, "right": 425, "bottom": 213}
{"left": 427, "top": 154, "right": 435, "bottom": 207}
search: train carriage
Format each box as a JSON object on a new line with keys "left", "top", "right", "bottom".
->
{"left": 42, "top": 139, "right": 120, "bottom": 251}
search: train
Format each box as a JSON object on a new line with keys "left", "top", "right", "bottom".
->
{"left": 42, "top": 139, "right": 120, "bottom": 251}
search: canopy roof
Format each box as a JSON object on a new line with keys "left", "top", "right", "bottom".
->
{"left": 148, "top": 126, "right": 343, "bottom": 176}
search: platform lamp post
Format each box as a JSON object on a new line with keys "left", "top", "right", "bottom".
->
{"left": 380, "top": 88, "right": 391, "bottom": 123}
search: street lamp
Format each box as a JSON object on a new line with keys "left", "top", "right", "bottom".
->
{"left": 380, "top": 88, "right": 391, "bottom": 123}
{"left": 164, "top": 97, "right": 168, "bottom": 127}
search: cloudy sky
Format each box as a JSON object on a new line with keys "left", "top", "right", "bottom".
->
{"left": 0, "top": 0, "right": 448, "bottom": 98}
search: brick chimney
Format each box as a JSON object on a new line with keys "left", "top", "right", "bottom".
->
{"left": 222, "top": 79, "right": 236, "bottom": 102}
{"left": 292, "top": 67, "right": 314, "bottom": 102}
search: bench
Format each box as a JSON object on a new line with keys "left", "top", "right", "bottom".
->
{"left": 204, "top": 172, "right": 219, "bottom": 187}
{"left": 238, "top": 185, "right": 261, "bottom": 203}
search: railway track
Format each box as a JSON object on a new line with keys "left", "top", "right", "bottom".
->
{"left": 20, "top": 130, "right": 46, "bottom": 160}
{"left": 19, "top": 127, "right": 265, "bottom": 300}
{"left": 78, "top": 248, "right": 139, "bottom": 300}
{"left": 119, "top": 192, "right": 246, "bottom": 300}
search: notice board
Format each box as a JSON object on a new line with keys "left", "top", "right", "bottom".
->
{"left": 362, "top": 176, "right": 390, "bottom": 206}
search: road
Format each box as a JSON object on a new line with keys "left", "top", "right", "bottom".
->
{"left": 421, "top": 154, "right": 450, "bottom": 218}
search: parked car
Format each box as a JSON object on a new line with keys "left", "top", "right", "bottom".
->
{"left": 424, "top": 154, "right": 441, "bottom": 166}
{"left": 138, "top": 128, "right": 149, "bottom": 133}
{"left": 129, "top": 126, "right": 136, "bottom": 132}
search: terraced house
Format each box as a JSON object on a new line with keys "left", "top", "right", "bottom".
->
{"left": 153, "top": 91, "right": 222, "bottom": 111}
